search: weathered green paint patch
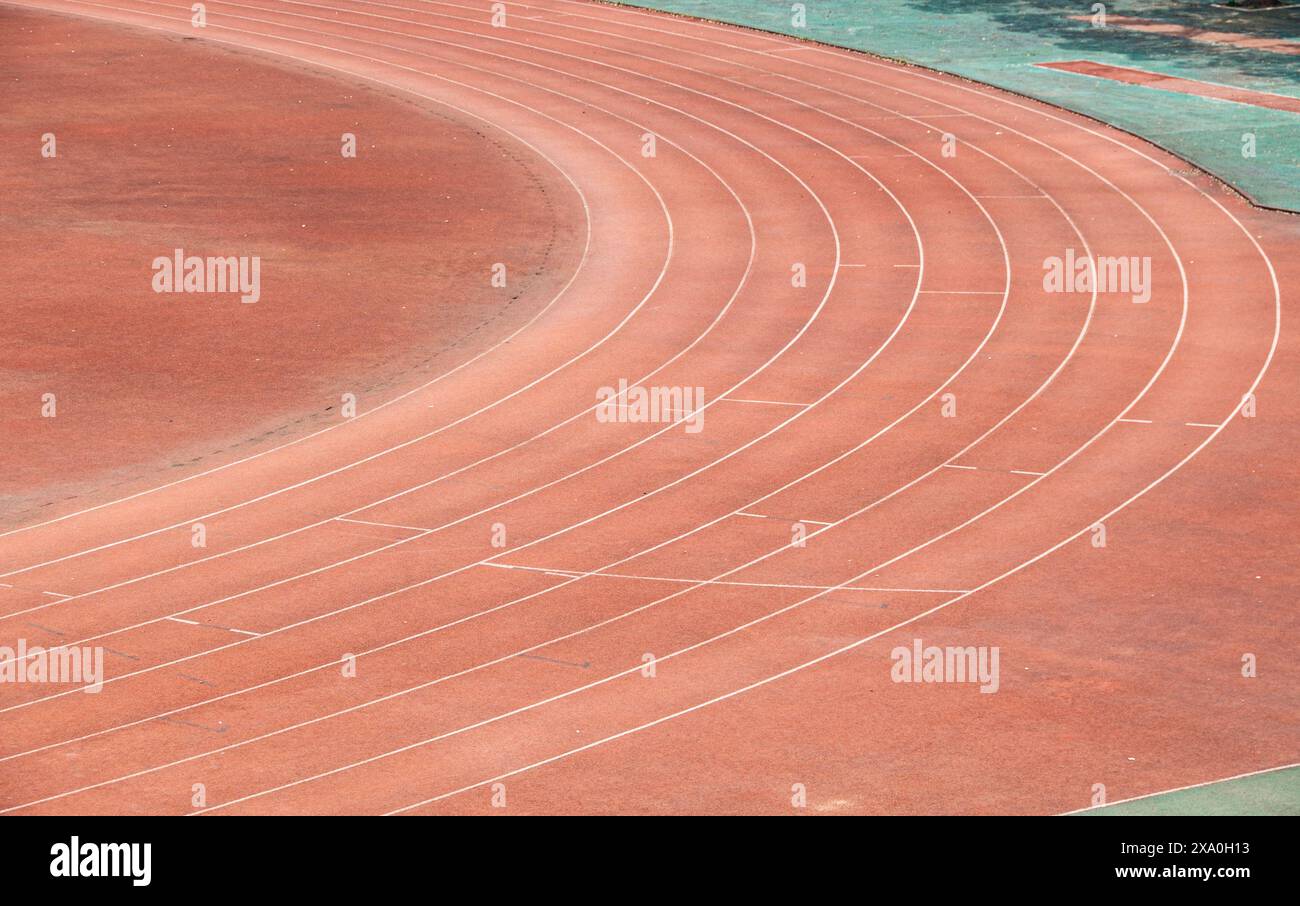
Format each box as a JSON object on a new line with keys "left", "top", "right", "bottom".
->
{"left": 612, "top": 0, "right": 1300, "bottom": 211}
{"left": 1080, "top": 765, "right": 1300, "bottom": 815}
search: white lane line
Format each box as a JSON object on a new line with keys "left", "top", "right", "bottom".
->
{"left": 734, "top": 514, "right": 834, "bottom": 525}
{"left": 722, "top": 398, "right": 809, "bottom": 407}
{"left": 919, "top": 290, "right": 1004, "bottom": 295}
{"left": 168, "top": 618, "right": 200, "bottom": 626}
{"left": 334, "top": 517, "right": 435, "bottom": 533}
{"left": 41, "top": 592, "right": 70, "bottom": 599}
{"left": 945, "top": 464, "right": 1042, "bottom": 476}
{"left": 846, "top": 116, "right": 971, "bottom": 126}
{"left": 487, "top": 563, "right": 967, "bottom": 594}
{"left": 1121, "top": 419, "right": 1222, "bottom": 429}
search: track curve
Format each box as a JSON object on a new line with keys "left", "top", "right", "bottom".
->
{"left": 0, "top": 0, "right": 1289, "bottom": 815}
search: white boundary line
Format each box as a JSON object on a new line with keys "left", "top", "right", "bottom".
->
{"left": 1060, "top": 762, "right": 1300, "bottom": 815}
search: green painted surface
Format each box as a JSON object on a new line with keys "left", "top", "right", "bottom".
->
{"left": 610, "top": 0, "right": 1300, "bottom": 211}
{"left": 1080, "top": 765, "right": 1300, "bottom": 815}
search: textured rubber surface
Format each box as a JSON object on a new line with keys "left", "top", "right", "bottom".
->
{"left": 0, "top": 0, "right": 1295, "bottom": 815}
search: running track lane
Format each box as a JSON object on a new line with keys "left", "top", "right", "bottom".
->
{"left": 0, "top": 0, "right": 1285, "bottom": 815}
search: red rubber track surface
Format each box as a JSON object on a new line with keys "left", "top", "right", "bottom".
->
{"left": 1, "top": 0, "right": 1295, "bottom": 815}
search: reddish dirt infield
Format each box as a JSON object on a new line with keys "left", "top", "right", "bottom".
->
{"left": 0, "top": 4, "right": 582, "bottom": 527}
{"left": 0, "top": 0, "right": 1295, "bottom": 815}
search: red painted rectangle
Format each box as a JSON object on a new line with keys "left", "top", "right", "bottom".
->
{"left": 1036, "top": 60, "right": 1300, "bottom": 113}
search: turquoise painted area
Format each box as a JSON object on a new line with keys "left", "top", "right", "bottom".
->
{"left": 1079, "top": 765, "right": 1300, "bottom": 815}
{"left": 611, "top": 0, "right": 1300, "bottom": 211}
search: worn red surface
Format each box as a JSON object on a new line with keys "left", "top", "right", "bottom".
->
{"left": 0, "top": 5, "right": 582, "bottom": 526}
{"left": 0, "top": 0, "right": 1295, "bottom": 815}
{"left": 1037, "top": 59, "right": 1300, "bottom": 114}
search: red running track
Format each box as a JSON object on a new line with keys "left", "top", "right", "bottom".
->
{"left": 0, "top": 0, "right": 1295, "bottom": 815}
